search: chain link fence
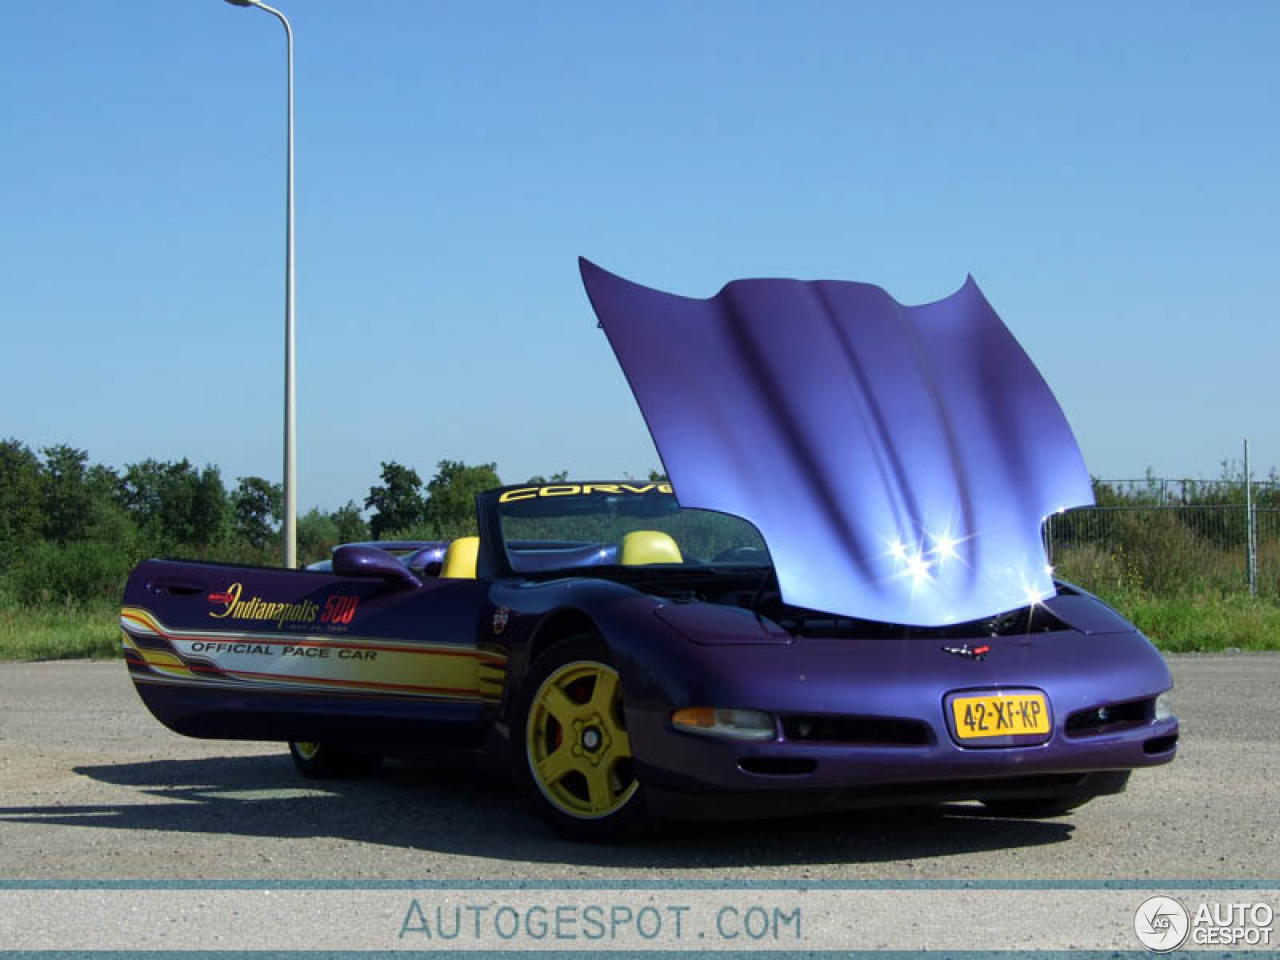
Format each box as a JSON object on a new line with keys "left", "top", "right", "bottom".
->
{"left": 1044, "top": 501, "right": 1280, "bottom": 599}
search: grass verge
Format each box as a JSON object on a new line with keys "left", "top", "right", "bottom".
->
{"left": 0, "top": 593, "right": 1278, "bottom": 662}
{"left": 1108, "top": 591, "right": 1280, "bottom": 653}
{"left": 0, "top": 599, "right": 119, "bottom": 661}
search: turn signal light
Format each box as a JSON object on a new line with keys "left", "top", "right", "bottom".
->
{"left": 670, "top": 707, "right": 775, "bottom": 740}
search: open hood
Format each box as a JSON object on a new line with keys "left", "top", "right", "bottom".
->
{"left": 580, "top": 258, "right": 1093, "bottom": 626}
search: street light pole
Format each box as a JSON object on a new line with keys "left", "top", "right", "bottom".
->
{"left": 223, "top": 0, "right": 297, "bottom": 569}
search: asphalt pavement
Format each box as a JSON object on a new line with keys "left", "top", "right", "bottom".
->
{"left": 0, "top": 656, "right": 1275, "bottom": 881}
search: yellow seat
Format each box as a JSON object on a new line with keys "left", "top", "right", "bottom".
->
{"left": 440, "top": 536, "right": 479, "bottom": 579}
{"left": 619, "top": 530, "right": 683, "bottom": 566}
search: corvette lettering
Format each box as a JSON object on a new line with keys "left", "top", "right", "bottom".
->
{"left": 208, "top": 582, "right": 320, "bottom": 627}
{"left": 499, "top": 483, "right": 674, "bottom": 503}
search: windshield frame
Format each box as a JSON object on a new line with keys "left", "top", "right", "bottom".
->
{"left": 476, "top": 482, "right": 771, "bottom": 581}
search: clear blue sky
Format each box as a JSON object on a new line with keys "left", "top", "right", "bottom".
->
{"left": 3, "top": 1, "right": 1276, "bottom": 510}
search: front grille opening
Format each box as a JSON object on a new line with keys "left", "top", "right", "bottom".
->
{"left": 1064, "top": 698, "right": 1152, "bottom": 737}
{"left": 1144, "top": 734, "right": 1178, "bottom": 755}
{"left": 738, "top": 757, "right": 817, "bottom": 777}
{"left": 781, "top": 714, "right": 933, "bottom": 746}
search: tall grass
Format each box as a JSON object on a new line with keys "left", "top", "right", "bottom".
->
{"left": 1043, "top": 504, "right": 1280, "bottom": 650}
{"left": 0, "top": 597, "right": 119, "bottom": 661}
{"left": 1117, "top": 592, "right": 1280, "bottom": 653}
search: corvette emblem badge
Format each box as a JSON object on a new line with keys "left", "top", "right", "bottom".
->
{"left": 492, "top": 607, "right": 510, "bottom": 636}
{"left": 943, "top": 643, "right": 990, "bottom": 661}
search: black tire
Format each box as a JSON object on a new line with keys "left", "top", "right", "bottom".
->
{"left": 514, "top": 635, "right": 646, "bottom": 841}
{"left": 287, "top": 741, "right": 382, "bottom": 779}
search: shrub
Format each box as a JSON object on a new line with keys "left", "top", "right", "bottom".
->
{"left": 1053, "top": 543, "right": 1134, "bottom": 596}
{"left": 4, "top": 539, "right": 137, "bottom": 605}
{"left": 1112, "top": 510, "right": 1236, "bottom": 594}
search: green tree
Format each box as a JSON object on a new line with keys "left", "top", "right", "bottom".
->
{"left": 423, "top": 460, "right": 501, "bottom": 538}
{"left": 39, "top": 444, "right": 95, "bottom": 543}
{"left": 527, "top": 470, "right": 569, "bottom": 483}
{"left": 120, "top": 459, "right": 228, "bottom": 550}
{"left": 331, "top": 500, "right": 368, "bottom": 543}
{"left": 0, "top": 439, "right": 44, "bottom": 562}
{"left": 232, "top": 476, "right": 282, "bottom": 549}
{"left": 82, "top": 462, "right": 136, "bottom": 547}
{"left": 189, "top": 465, "right": 228, "bottom": 547}
{"left": 365, "top": 461, "right": 425, "bottom": 539}
{"left": 298, "top": 507, "right": 339, "bottom": 564}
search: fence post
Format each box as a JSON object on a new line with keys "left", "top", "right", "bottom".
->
{"left": 1246, "top": 438, "right": 1257, "bottom": 595}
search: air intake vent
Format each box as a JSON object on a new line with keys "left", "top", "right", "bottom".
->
{"left": 1065, "top": 698, "right": 1152, "bottom": 736}
{"left": 738, "top": 757, "right": 817, "bottom": 776}
{"left": 781, "top": 714, "right": 933, "bottom": 746}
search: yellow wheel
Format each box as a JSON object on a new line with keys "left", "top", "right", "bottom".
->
{"left": 517, "top": 637, "right": 644, "bottom": 838}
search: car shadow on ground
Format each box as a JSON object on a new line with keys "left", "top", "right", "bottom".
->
{"left": 1, "top": 753, "right": 1075, "bottom": 868}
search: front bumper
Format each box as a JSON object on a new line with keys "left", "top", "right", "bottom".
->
{"left": 630, "top": 704, "right": 1177, "bottom": 790}
{"left": 622, "top": 628, "right": 1179, "bottom": 816}
{"left": 644, "top": 770, "right": 1137, "bottom": 820}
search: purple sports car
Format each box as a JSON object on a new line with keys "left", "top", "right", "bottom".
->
{"left": 119, "top": 261, "right": 1177, "bottom": 839}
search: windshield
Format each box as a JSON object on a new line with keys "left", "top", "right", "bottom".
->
{"left": 494, "top": 483, "right": 769, "bottom": 574}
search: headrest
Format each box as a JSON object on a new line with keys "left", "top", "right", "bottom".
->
{"left": 619, "top": 530, "right": 683, "bottom": 566}
{"left": 440, "top": 536, "right": 480, "bottom": 579}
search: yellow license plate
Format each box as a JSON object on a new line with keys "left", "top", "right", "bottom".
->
{"left": 951, "top": 692, "right": 1050, "bottom": 740}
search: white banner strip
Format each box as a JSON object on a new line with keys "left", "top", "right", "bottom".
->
{"left": 0, "top": 887, "right": 1275, "bottom": 952}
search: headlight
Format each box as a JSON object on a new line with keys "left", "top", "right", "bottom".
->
{"left": 1155, "top": 691, "right": 1173, "bottom": 720}
{"left": 671, "top": 707, "right": 776, "bottom": 740}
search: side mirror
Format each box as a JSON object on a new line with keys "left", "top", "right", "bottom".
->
{"left": 331, "top": 545, "right": 422, "bottom": 590}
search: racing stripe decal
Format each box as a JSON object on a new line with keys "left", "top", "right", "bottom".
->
{"left": 119, "top": 606, "right": 507, "bottom": 703}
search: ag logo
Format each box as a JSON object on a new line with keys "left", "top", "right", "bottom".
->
{"left": 1134, "top": 895, "right": 1190, "bottom": 952}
